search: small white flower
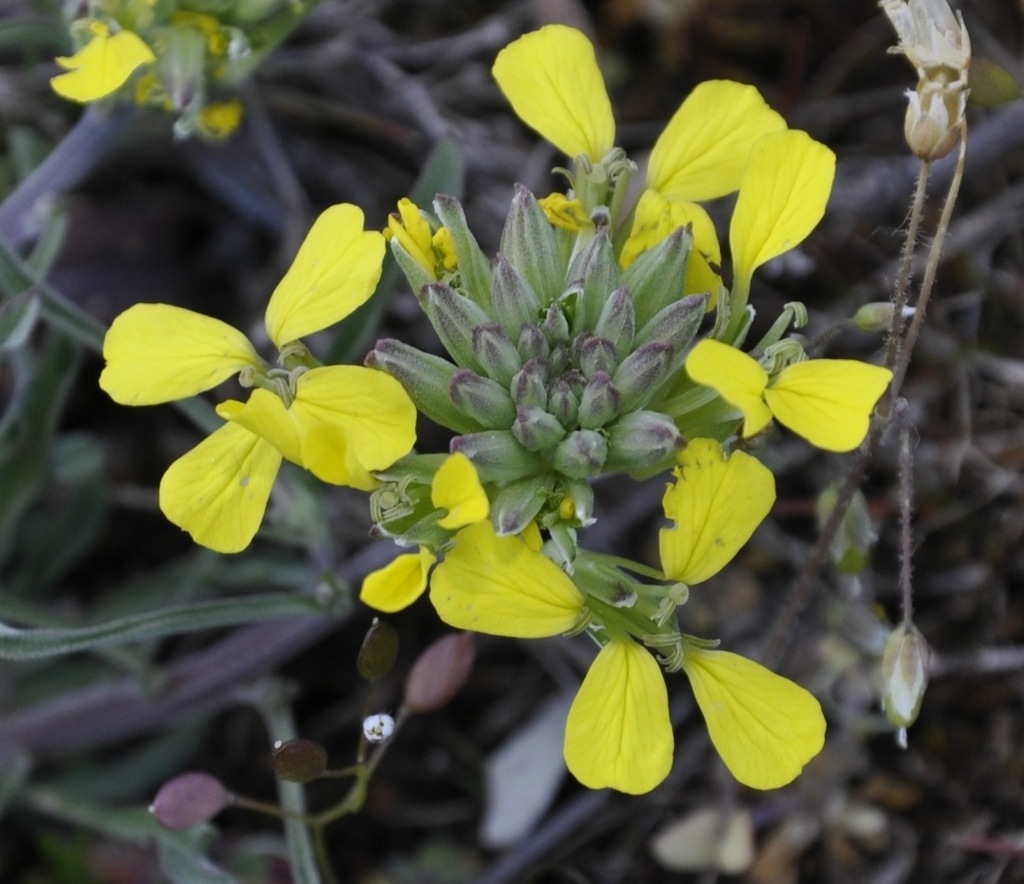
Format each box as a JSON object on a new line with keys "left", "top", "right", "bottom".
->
{"left": 880, "top": 0, "right": 971, "bottom": 76}
{"left": 362, "top": 713, "right": 395, "bottom": 743}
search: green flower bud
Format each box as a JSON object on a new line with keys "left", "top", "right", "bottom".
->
{"left": 367, "top": 339, "right": 482, "bottom": 434}
{"left": 541, "top": 302, "right": 570, "bottom": 345}
{"left": 472, "top": 322, "right": 523, "bottom": 385}
{"left": 634, "top": 293, "right": 707, "bottom": 353}
{"left": 553, "top": 429, "right": 608, "bottom": 478}
{"left": 817, "top": 485, "right": 877, "bottom": 574}
{"left": 357, "top": 617, "right": 400, "bottom": 680}
{"left": 491, "top": 475, "right": 555, "bottom": 535}
{"left": 881, "top": 622, "right": 930, "bottom": 737}
{"left": 389, "top": 235, "right": 435, "bottom": 298}
{"left": 593, "top": 286, "right": 636, "bottom": 360}
{"left": 450, "top": 370, "right": 517, "bottom": 428}
{"left": 853, "top": 302, "right": 898, "bottom": 333}
{"left": 622, "top": 226, "right": 692, "bottom": 326}
{"left": 271, "top": 739, "right": 328, "bottom": 783}
{"left": 451, "top": 430, "right": 545, "bottom": 483}
{"left": 492, "top": 255, "right": 542, "bottom": 338}
{"left": 418, "top": 283, "right": 491, "bottom": 373}
{"left": 577, "top": 372, "right": 622, "bottom": 429}
{"left": 604, "top": 410, "right": 685, "bottom": 475}
{"left": 512, "top": 405, "right": 567, "bottom": 451}
{"left": 433, "top": 195, "right": 492, "bottom": 307}
{"left": 510, "top": 359, "right": 549, "bottom": 409}
{"left": 612, "top": 343, "right": 674, "bottom": 412}
{"left": 567, "top": 227, "right": 620, "bottom": 334}
{"left": 500, "top": 184, "right": 565, "bottom": 304}
{"left": 547, "top": 376, "right": 582, "bottom": 428}
{"left": 578, "top": 336, "right": 619, "bottom": 379}
{"left": 517, "top": 324, "right": 550, "bottom": 363}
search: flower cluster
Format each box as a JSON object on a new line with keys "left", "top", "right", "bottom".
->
{"left": 100, "top": 24, "right": 894, "bottom": 795}
{"left": 355, "top": 24, "right": 893, "bottom": 793}
{"left": 50, "top": 0, "right": 307, "bottom": 138}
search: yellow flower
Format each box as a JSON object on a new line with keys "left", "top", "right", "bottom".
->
{"left": 198, "top": 100, "right": 244, "bottom": 140}
{"left": 659, "top": 438, "right": 775, "bottom": 586}
{"left": 386, "top": 198, "right": 437, "bottom": 279}
{"left": 682, "top": 647, "right": 826, "bottom": 789}
{"left": 360, "top": 453, "right": 489, "bottom": 611}
{"left": 100, "top": 204, "right": 417, "bottom": 552}
{"left": 685, "top": 339, "right": 893, "bottom": 452}
{"left": 51, "top": 23, "right": 155, "bottom": 103}
{"left": 538, "top": 193, "right": 592, "bottom": 233}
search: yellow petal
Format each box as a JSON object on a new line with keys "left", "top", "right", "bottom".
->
{"left": 264, "top": 204, "right": 385, "bottom": 346}
{"left": 682, "top": 648, "right": 825, "bottom": 789}
{"left": 217, "top": 391, "right": 302, "bottom": 465}
{"left": 685, "top": 339, "right": 772, "bottom": 438}
{"left": 433, "top": 452, "right": 490, "bottom": 529}
{"left": 564, "top": 640, "right": 673, "bottom": 794}
{"left": 387, "top": 198, "right": 436, "bottom": 278}
{"left": 51, "top": 25, "right": 155, "bottom": 103}
{"left": 492, "top": 25, "right": 615, "bottom": 160}
{"left": 159, "top": 422, "right": 282, "bottom": 553}
{"left": 290, "top": 366, "right": 417, "bottom": 488}
{"left": 360, "top": 548, "right": 437, "bottom": 613}
{"left": 660, "top": 439, "right": 775, "bottom": 585}
{"left": 100, "top": 303, "right": 259, "bottom": 405}
{"left": 429, "top": 521, "right": 583, "bottom": 637}
{"left": 764, "top": 359, "right": 892, "bottom": 452}
{"left": 620, "top": 190, "right": 723, "bottom": 304}
{"left": 649, "top": 81, "right": 786, "bottom": 202}
{"left": 729, "top": 130, "right": 836, "bottom": 294}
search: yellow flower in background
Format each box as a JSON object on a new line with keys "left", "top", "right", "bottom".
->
{"left": 101, "top": 204, "right": 417, "bottom": 552}
{"left": 492, "top": 25, "right": 615, "bottom": 162}
{"left": 659, "top": 439, "right": 775, "bottom": 586}
{"left": 198, "top": 99, "right": 244, "bottom": 140}
{"left": 686, "top": 339, "right": 893, "bottom": 452}
{"left": 682, "top": 647, "right": 826, "bottom": 789}
{"left": 51, "top": 22, "right": 155, "bottom": 102}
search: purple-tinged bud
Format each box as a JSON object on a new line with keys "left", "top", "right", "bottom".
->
{"left": 633, "top": 293, "right": 707, "bottom": 352}
{"left": 419, "top": 283, "right": 492, "bottom": 373}
{"left": 151, "top": 772, "right": 229, "bottom": 830}
{"left": 604, "top": 411, "right": 685, "bottom": 475}
{"left": 593, "top": 286, "right": 636, "bottom": 360}
{"left": 357, "top": 617, "right": 400, "bottom": 680}
{"left": 449, "top": 370, "right": 516, "bottom": 428}
{"left": 433, "top": 194, "right": 492, "bottom": 307}
{"left": 517, "top": 324, "right": 550, "bottom": 364}
{"left": 547, "top": 376, "right": 581, "bottom": 428}
{"left": 404, "top": 632, "right": 476, "bottom": 714}
{"left": 578, "top": 336, "right": 619, "bottom": 379}
{"left": 552, "top": 429, "right": 608, "bottom": 478}
{"left": 450, "top": 431, "right": 545, "bottom": 483}
{"left": 621, "top": 226, "right": 693, "bottom": 326}
{"left": 500, "top": 184, "right": 564, "bottom": 304}
{"left": 271, "top": 739, "right": 328, "bottom": 783}
{"left": 881, "top": 621, "right": 930, "bottom": 740}
{"left": 492, "top": 255, "right": 542, "bottom": 339}
{"left": 491, "top": 475, "right": 555, "bottom": 535}
{"left": 577, "top": 372, "right": 622, "bottom": 429}
{"left": 612, "top": 343, "right": 674, "bottom": 412}
{"left": 512, "top": 405, "right": 567, "bottom": 451}
{"left": 542, "top": 302, "right": 569, "bottom": 345}
{"left": 510, "top": 359, "right": 549, "bottom": 409}
{"left": 472, "top": 322, "right": 523, "bottom": 386}
{"left": 567, "top": 227, "right": 620, "bottom": 334}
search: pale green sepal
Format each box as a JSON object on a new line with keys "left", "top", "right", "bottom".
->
{"left": 620, "top": 226, "right": 692, "bottom": 327}
{"left": 512, "top": 405, "right": 568, "bottom": 451}
{"left": 604, "top": 411, "right": 684, "bottom": 476}
{"left": 547, "top": 377, "right": 582, "bottom": 428}
{"left": 418, "top": 282, "right": 491, "bottom": 374}
{"left": 390, "top": 236, "right": 436, "bottom": 300}
{"left": 451, "top": 430, "right": 546, "bottom": 484}
{"left": 578, "top": 337, "right": 618, "bottom": 379}
{"left": 568, "top": 227, "right": 620, "bottom": 336}
{"left": 430, "top": 520, "right": 584, "bottom": 637}
{"left": 612, "top": 343, "right": 675, "bottom": 412}
{"left": 449, "top": 370, "right": 517, "bottom": 430}
{"left": 159, "top": 422, "right": 282, "bottom": 554}
{"left": 433, "top": 194, "right": 493, "bottom": 309}
{"left": 100, "top": 303, "right": 260, "bottom": 406}
{"left": 510, "top": 359, "right": 549, "bottom": 409}
{"left": 471, "top": 322, "right": 523, "bottom": 386}
{"left": 552, "top": 429, "right": 608, "bottom": 478}
{"left": 633, "top": 293, "right": 707, "bottom": 353}
{"left": 490, "top": 475, "right": 555, "bottom": 536}
{"left": 491, "top": 255, "right": 543, "bottom": 340}
{"left": 499, "top": 184, "right": 565, "bottom": 305}
{"left": 593, "top": 287, "right": 636, "bottom": 361}
{"left": 367, "top": 338, "right": 484, "bottom": 434}
{"left": 577, "top": 373, "right": 622, "bottom": 429}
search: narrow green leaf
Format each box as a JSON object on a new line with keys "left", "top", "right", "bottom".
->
{"left": 0, "top": 286, "right": 41, "bottom": 350}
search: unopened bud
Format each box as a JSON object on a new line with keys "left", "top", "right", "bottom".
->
{"left": 150, "top": 772, "right": 229, "bottom": 830}
{"left": 357, "top": 618, "right": 400, "bottom": 680}
{"left": 853, "top": 302, "right": 897, "bottom": 333}
{"left": 362, "top": 713, "right": 396, "bottom": 743}
{"left": 404, "top": 632, "right": 476, "bottom": 713}
{"left": 881, "top": 622, "right": 930, "bottom": 740}
{"left": 904, "top": 82, "right": 963, "bottom": 160}
{"left": 552, "top": 429, "right": 608, "bottom": 478}
{"left": 271, "top": 739, "right": 328, "bottom": 783}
